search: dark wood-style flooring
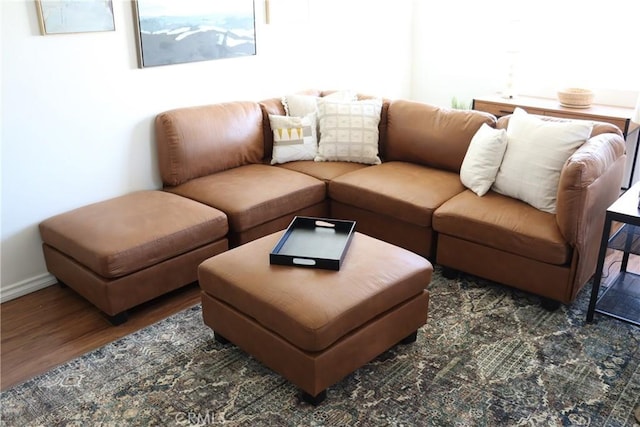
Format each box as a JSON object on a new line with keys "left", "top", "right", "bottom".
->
{"left": 0, "top": 282, "right": 201, "bottom": 391}
{"left": 0, "top": 250, "right": 635, "bottom": 391}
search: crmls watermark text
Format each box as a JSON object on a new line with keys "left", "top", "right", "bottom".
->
{"left": 174, "top": 410, "right": 217, "bottom": 425}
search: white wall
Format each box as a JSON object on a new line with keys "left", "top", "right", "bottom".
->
{"left": 412, "top": 0, "right": 640, "bottom": 108}
{"left": 0, "top": 0, "right": 413, "bottom": 301}
{"left": 411, "top": 0, "right": 505, "bottom": 108}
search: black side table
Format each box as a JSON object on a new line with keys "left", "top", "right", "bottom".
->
{"left": 587, "top": 183, "right": 640, "bottom": 326}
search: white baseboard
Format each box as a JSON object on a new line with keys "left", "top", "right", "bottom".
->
{"left": 0, "top": 273, "right": 57, "bottom": 303}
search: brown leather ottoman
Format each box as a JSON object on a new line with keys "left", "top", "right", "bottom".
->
{"left": 39, "top": 190, "right": 229, "bottom": 324}
{"left": 198, "top": 231, "right": 432, "bottom": 405}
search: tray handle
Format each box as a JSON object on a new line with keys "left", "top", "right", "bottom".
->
{"left": 292, "top": 258, "right": 316, "bottom": 266}
{"left": 314, "top": 220, "right": 335, "bottom": 228}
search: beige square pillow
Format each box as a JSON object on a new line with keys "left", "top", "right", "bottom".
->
{"left": 268, "top": 113, "right": 317, "bottom": 164}
{"left": 315, "top": 98, "right": 382, "bottom": 165}
{"left": 281, "top": 90, "right": 357, "bottom": 117}
{"left": 492, "top": 108, "right": 593, "bottom": 213}
{"left": 460, "top": 123, "right": 508, "bottom": 196}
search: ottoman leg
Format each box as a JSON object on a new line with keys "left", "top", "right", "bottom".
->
{"left": 214, "top": 332, "right": 230, "bottom": 345}
{"left": 107, "top": 311, "right": 128, "bottom": 326}
{"left": 399, "top": 330, "right": 418, "bottom": 345}
{"left": 300, "top": 390, "right": 326, "bottom": 406}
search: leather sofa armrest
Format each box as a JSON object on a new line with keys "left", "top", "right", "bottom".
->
{"left": 556, "top": 131, "right": 626, "bottom": 295}
{"left": 556, "top": 132, "right": 626, "bottom": 246}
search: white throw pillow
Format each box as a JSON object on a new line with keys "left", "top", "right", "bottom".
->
{"left": 281, "top": 90, "right": 357, "bottom": 117}
{"left": 315, "top": 98, "right": 383, "bottom": 165}
{"left": 460, "top": 123, "right": 508, "bottom": 196}
{"left": 492, "top": 108, "right": 593, "bottom": 213}
{"left": 269, "top": 113, "right": 318, "bottom": 164}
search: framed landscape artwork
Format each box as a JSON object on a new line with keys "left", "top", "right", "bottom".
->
{"left": 133, "top": 0, "right": 257, "bottom": 68}
{"left": 36, "top": 0, "right": 115, "bottom": 35}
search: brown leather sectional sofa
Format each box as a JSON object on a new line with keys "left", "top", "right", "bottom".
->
{"left": 154, "top": 90, "right": 626, "bottom": 307}
{"left": 40, "top": 90, "right": 627, "bottom": 323}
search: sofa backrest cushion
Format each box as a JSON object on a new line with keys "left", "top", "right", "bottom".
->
{"left": 384, "top": 100, "right": 496, "bottom": 172}
{"left": 156, "top": 101, "right": 264, "bottom": 187}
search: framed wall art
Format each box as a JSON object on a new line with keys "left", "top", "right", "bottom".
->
{"left": 133, "top": 0, "right": 256, "bottom": 68}
{"left": 36, "top": 0, "right": 115, "bottom": 35}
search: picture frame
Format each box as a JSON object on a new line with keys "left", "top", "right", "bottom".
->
{"left": 36, "top": 0, "right": 115, "bottom": 35}
{"left": 133, "top": 0, "right": 257, "bottom": 68}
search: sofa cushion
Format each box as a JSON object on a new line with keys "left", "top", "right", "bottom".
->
{"left": 166, "top": 164, "right": 326, "bottom": 233}
{"left": 39, "top": 191, "right": 229, "bottom": 279}
{"left": 433, "top": 190, "right": 570, "bottom": 265}
{"left": 329, "top": 161, "right": 464, "bottom": 227}
{"left": 384, "top": 100, "right": 496, "bottom": 172}
{"left": 156, "top": 102, "right": 264, "bottom": 187}
{"left": 269, "top": 113, "right": 318, "bottom": 164}
{"left": 315, "top": 98, "right": 383, "bottom": 165}
{"left": 277, "top": 160, "right": 368, "bottom": 182}
{"left": 460, "top": 123, "right": 508, "bottom": 196}
{"left": 492, "top": 108, "right": 593, "bottom": 214}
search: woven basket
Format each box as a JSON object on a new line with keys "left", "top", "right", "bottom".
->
{"left": 557, "top": 88, "right": 594, "bottom": 108}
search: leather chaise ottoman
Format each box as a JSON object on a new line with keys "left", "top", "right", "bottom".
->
{"left": 39, "top": 190, "right": 229, "bottom": 324}
{"left": 198, "top": 230, "right": 432, "bottom": 405}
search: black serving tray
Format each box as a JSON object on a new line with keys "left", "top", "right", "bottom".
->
{"left": 270, "top": 216, "right": 356, "bottom": 270}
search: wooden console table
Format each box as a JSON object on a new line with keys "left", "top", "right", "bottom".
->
{"left": 473, "top": 95, "right": 640, "bottom": 189}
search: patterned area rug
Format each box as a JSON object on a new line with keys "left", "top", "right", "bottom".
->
{"left": 2, "top": 267, "right": 640, "bottom": 426}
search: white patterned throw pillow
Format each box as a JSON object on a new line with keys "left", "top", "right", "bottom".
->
{"left": 269, "top": 113, "right": 318, "bottom": 164}
{"left": 281, "top": 90, "right": 357, "bottom": 117}
{"left": 492, "top": 108, "right": 593, "bottom": 213}
{"left": 315, "top": 98, "right": 383, "bottom": 165}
